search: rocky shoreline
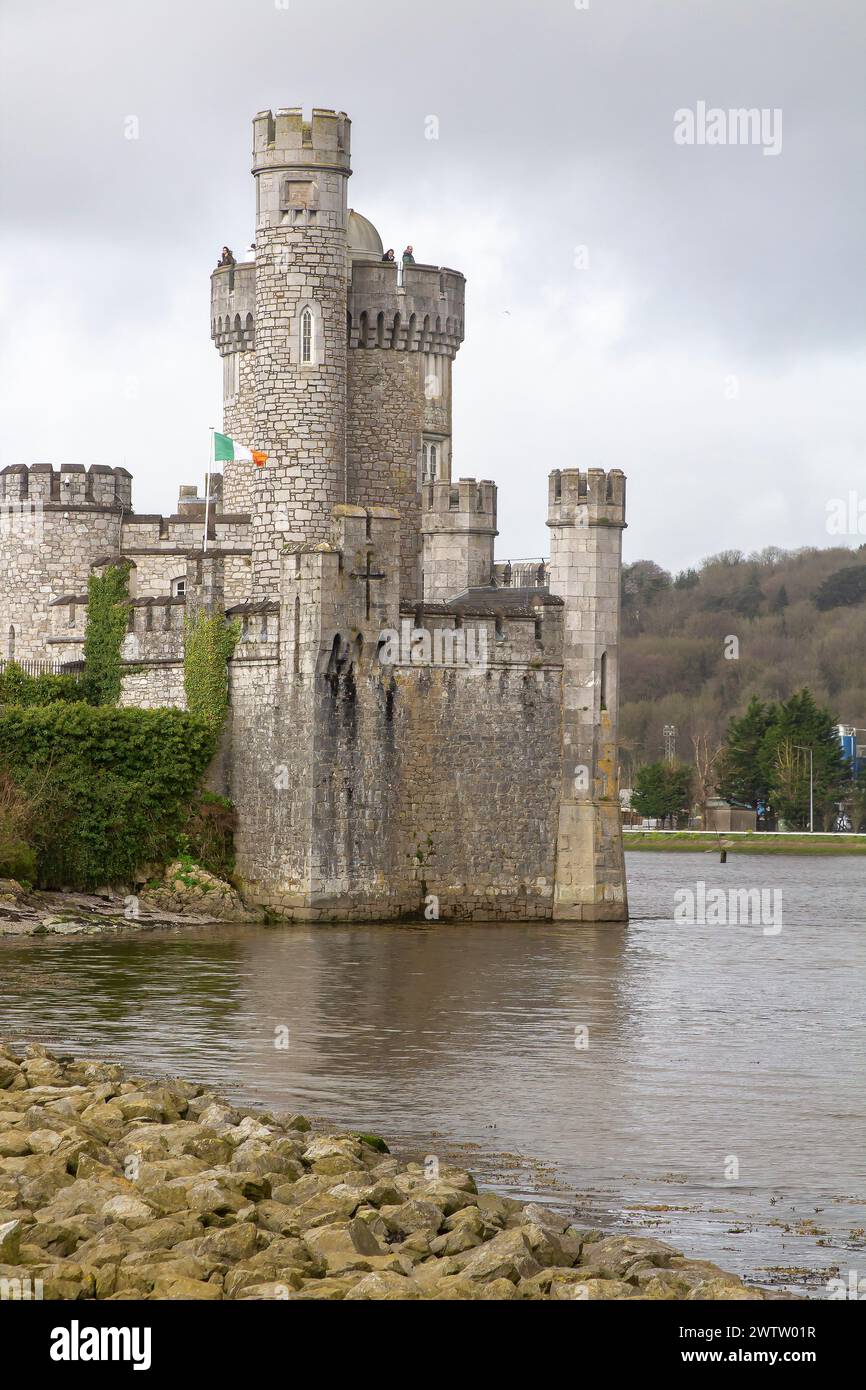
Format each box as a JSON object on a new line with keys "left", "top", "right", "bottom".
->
{"left": 0, "top": 1043, "right": 795, "bottom": 1301}
{"left": 0, "top": 868, "right": 259, "bottom": 938}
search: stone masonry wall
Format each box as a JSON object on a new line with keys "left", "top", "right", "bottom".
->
{"left": 222, "top": 349, "right": 258, "bottom": 514}
{"left": 119, "top": 665, "right": 186, "bottom": 710}
{"left": 392, "top": 663, "right": 562, "bottom": 919}
{"left": 347, "top": 350, "right": 425, "bottom": 601}
{"left": 226, "top": 657, "right": 318, "bottom": 908}
{"left": 227, "top": 651, "right": 563, "bottom": 921}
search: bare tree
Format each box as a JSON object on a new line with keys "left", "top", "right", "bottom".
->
{"left": 691, "top": 731, "right": 723, "bottom": 828}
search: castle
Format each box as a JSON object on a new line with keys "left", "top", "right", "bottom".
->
{"left": 0, "top": 107, "right": 628, "bottom": 923}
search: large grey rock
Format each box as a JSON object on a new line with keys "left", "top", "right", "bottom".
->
{"left": 456, "top": 1227, "right": 543, "bottom": 1283}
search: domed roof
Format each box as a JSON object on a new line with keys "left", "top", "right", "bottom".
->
{"left": 347, "top": 208, "right": 384, "bottom": 262}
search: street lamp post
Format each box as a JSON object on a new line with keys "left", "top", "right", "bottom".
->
{"left": 794, "top": 745, "right": 814, "bottom": 833}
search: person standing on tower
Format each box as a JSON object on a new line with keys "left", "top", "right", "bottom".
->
{"left": 402, "top": 244, "right": 415, "bottom": 265}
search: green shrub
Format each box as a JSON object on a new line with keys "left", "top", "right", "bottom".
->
{"left": 180, "top": 791, "right": 237, "bottom": 881}
{"left": 0, "top": 662, "right": 82, "bottom": 707}
{"left": 0, "top": 769, "right": 39, "bottom": 885}
{"left": 0, "top": 704, "right": 216, "bottom": 889}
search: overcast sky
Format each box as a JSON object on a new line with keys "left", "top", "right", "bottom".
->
{"left": 1, "top": 0, "right": 863, "bottom": 572}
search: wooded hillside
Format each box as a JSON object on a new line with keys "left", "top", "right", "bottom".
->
{"left": 619, "top": 543, "right": 866, "bottom": 781}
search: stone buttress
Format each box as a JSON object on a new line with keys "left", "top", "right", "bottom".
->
{"left": 547, "top": 468, "right": 628, "bottom": 921}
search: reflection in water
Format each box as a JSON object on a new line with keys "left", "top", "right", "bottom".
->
{"left": 1, "top": 852, "right": 863, "bottom": 1296}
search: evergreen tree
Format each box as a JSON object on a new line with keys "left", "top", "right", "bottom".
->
{"left": 769, "top": 583, "right": 789, "bottom": 612}
{"left": 631, "top": 761, "right": 692, "bottom": 826}
{"left": 759, "top": 689, "right": 847, "bottom": 828}
{"left": 717, "top": 696, "right": 776, "bottom": 811}
{"left": 734, "top": 568, "right": 764, "bottom": 618}
{"left": 815, "top": 564, "right": 866, "bottom": 611}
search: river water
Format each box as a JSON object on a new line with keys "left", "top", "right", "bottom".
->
{"left": 1, "top": 851, "right": 863, "bottom": 1297}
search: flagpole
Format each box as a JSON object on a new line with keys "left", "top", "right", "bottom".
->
{"left": 203, "top": 427, "right": 214, "bottom": 553}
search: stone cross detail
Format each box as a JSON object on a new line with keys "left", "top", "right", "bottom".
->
{"left": 350, "top": 549, "right": 386, "bottom": 619}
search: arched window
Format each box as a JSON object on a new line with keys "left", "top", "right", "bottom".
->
{"left": 422, "top": 444, "right": 428, "bottom": 478}
{"left": 429, "top": 445, "right": 437, "bottom": 479}
{"left": 600, "top": 650, "right": 608, "bottom": 711}
{"left": 301, "top": 308, "right": 313, "bottom": 364}
{"left": 7, "top": 625, "right": 14, "bottom": 660}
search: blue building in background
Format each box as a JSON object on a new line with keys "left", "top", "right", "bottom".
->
{"left": 836, "top": 725, "right": 865, "bottom": 780}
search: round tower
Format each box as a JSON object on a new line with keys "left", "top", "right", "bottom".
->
{"left": 0, "top": 464, "right": 131, "bottom": 665}
{"left": 347, "top": 249, "right": 465, "bottom": 601}
{"left": 248, "top": 107, "right": 352, "bottom": 593}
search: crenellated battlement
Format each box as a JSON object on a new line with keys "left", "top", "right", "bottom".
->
{"left": 252, "top": 107, "right": 352, "bottom": 173}
{"left": 0, "top": 463, "right": 132, "bottom": 509}
{"left": 218, "top": 257, "right": 467, "bottom": 359}
{"left": 422, "top": 478, "right": 497, "bottom": 526}
{"left": 547, "top": 468, "right": 626, "bottom": 529}
{"left": 211, "top": 261, "right": 256, "bottom": 356}
{"left": 349, "top": 262, "right": 465, "bottom": 357}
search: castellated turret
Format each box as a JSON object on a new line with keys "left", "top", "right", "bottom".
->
{"left": 546, "top": 467, "right": 628, "bottom": 920}
{"left": 347, "top": 253, "right": 465, "bottom": 600}
{"left": 420, "top": 478, "right": 497, "bottom": 602}
{"left": 0, "top": 464, "right": 131, "bottom": 664}
{"left": 210, "top": 109, "right": 355, "bottom": 595}
{"left": 210, "top": 105, "right": 465, "bottom": 602}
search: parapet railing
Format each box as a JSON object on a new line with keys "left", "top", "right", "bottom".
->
{"left": 494, "top": 558, "right": 549, "bottom": 588}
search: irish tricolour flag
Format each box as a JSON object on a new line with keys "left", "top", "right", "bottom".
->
{"left": 213, "top": 431, "right": 268, "bottom": 468}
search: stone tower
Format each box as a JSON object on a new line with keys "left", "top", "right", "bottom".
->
{"left": 420, "top": 478, "right": 497, "bottom": 602}
{"left": 250, "top": 107, "right": 352, "bottom": 592}
{"left": 547, "top": 468, "right": 628, "bottom": 921}
{"left": 0, "top": 464, "right": 131, "bottom": 664}
{"left": 210, "top": 105, "right": 466, "bottom": 604}
{"left": 347, "top": 257, "right": 465, "bottom": 599}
